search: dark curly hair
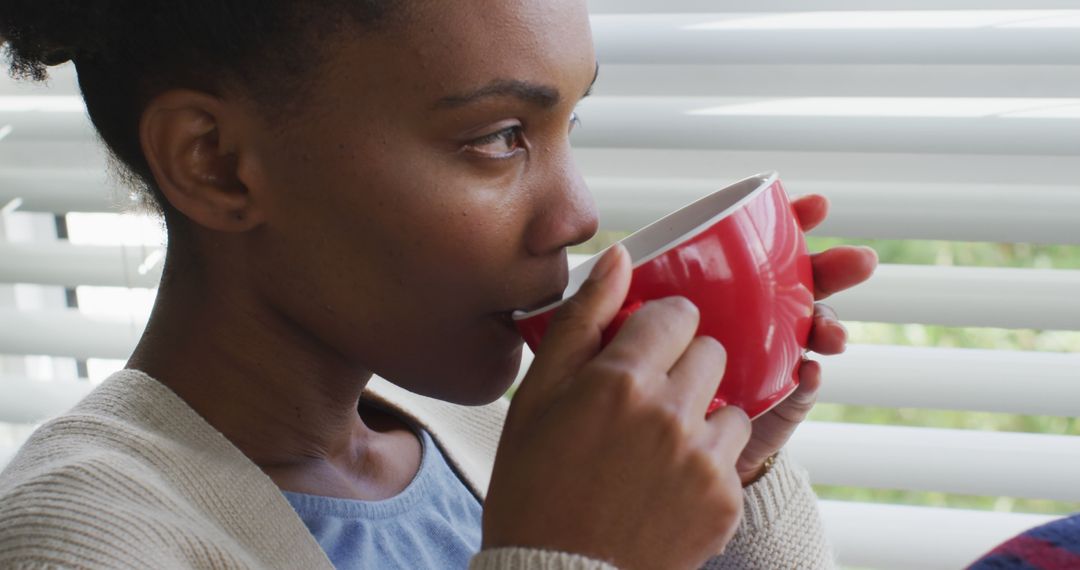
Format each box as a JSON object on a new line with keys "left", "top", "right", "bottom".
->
{"left": 0, "top": 1, "right": 401, "bottom": 219}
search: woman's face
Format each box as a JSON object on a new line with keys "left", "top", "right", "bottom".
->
{"left": 244, "top": 0, "right": 598, "bottom": 404}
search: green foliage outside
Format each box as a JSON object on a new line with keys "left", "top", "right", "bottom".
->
{"left": 569, "top": 232, "right": 1080, "bottom": 516}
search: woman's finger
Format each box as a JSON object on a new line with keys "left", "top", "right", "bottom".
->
{"left": 517, "top": 245, "right": 631, "bottom": 414}
{"left": 597, "top": 296, "right": 702, "bottom": 378}
{"left": 666, "top": 336, "right": 727, "bottom": 419}
{"left": 705, "top": 404, "right": 753, "bottom": 464}
{"left": 757, "top": 359, "right": 822, "bottom": 431}
{"left": 811, "top": 246, "right": 878, "bottom": 300}
{"left": 777, "top": 359, "right": 822, "bottom": 423}
{"left": 791, "top": 194, "right": 829, "bottom": 232}
{"left": 807, "top": 304, "right": 847, "bottom": 355}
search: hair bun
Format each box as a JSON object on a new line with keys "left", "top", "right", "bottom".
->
{"left": 0, "top": 1, "right": 110, "bottom": 79}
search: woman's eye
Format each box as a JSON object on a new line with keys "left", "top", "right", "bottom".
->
{"left": 467, "top": 126, "right": 524, "bottom": 157}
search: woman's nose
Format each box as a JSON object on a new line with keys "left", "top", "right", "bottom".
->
{"left": 524, "top": 155, "right": 599, "bottom": 257}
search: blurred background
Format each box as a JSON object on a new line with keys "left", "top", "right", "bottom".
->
{"left": 2, "top": 2, "right": 1079, "bottom": 568}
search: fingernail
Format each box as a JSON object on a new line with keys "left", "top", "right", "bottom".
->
{"left": 590, "top": 244, "right": 623, "bottom": 282}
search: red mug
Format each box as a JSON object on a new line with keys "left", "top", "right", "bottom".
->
{"left": 513, "top": 172, "right": 814, "bottom": 419}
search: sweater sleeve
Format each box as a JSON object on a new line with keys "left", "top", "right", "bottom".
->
{"left": 702, "top": 450, "right": 836, "bottom": 569}
{"left": 469, "top": 548, "right": 617, "bottom": 570}
{"left": 468, "top": 451, "right": 834, "bottom": 570}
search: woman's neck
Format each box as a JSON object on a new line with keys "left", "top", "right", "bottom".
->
{"left": 127, "top": 269, "right": 421, "bottom": 500}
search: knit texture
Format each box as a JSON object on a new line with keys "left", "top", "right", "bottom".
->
{"left": 0, "top": 370, "right": 835, "bottom": 569}
{"left": 966, "top": 514, "right": 1080, "bottom": 569}
{"left": 471, "top": 548, "right": 618, "bottom": 570}
{"left": 704, "top": 451, "right": 836, "bottom": 569}
{"left": 0, "top": 370, "right": 332, "bottom": 569}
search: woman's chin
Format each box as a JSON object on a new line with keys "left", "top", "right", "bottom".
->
{"left": 455, "top": 345, "right": 524, "bottom": 405}
{"left": 389, "top": 343, "right": 524, "bottom": 406}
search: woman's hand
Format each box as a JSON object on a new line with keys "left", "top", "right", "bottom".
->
{"left": 735, "top": 194, "right": 879, "bottom": 485}
{"left": 484, "top": 244, "right": 751, "bottom": 570}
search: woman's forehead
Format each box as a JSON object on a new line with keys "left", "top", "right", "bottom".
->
{"left": 296, "top": 0, "right": 595, "bottom": 129}
{"left": 396, "top": 0, "right": 595, "bottom": 97}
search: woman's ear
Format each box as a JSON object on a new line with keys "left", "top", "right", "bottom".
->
{"left": 140, "top": 90, "right": 266, "bottom": 232}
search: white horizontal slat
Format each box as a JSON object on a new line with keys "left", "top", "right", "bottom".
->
{"left": 5, "top": 168, "right": 1079, "bottom": 247}
{"left": 590, "top": 1, "right": 1080, "bottom": 12}
{"left": 595, "top": 64, "right": 1080, "bottom": 98}
{"left": 819, "top": 345, "right": 1080, "bottom": 417}
{"left": 830, "top": 264, "right": 1080, "bottom": 330}
{"left": 591, "top": 14, "right": 1080, "bottom": 65}
{"left": 5, "top": 153, "right": 1080, "bottom": 223}
{"left": 0, "top": 169, "right": 118, "bottom": 213}
{"left": 572, "top": 97, "right": 1080, "bottom": 156}
{"left": 0, "top": 242, "right": 162, "bottom": 288}
{"left": 0, "top": 106, "right": 95, "bottom": 142}
{"left": 789, "top": 422, "right": 1080, "bottom": 502}
{"left": 588, "top": 176, "right": 1080, "bottom": 244}
{"left": 576, "top": 149, "right": 1080, "bottom": 190}
{"left": 9, "top": 95, "right": 1080, "bottom": 155}
{"left": 0, "top": 309, "right": 143, "bottom": 360}
{"left": 520, "top": 336, "right": 1080, "bottom": 418}
{"left": 820, "top": 500, "right": 1059, "bottom": 570}
{"left": 13, "top": 262, "right": 1071, "bottom": 360}
{"left": 566, "top": 257, "right": 1080, "bottom": 332}
{"left": 0, "top": 376, "right": 93, "bottom": 424}
{"left": 0, "top": 142, "right": 108, "bottom": 172}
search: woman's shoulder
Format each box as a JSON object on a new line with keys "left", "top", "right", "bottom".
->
{"left": 0, "top": 450, "right": 274, "bottom": 569}
{"left": 3, "top": 370, "right": 230, "bottom": 479}
{"left": 0, "top": 371, "right": 333, "bottom": 570}
{"left": 0, "top": 375, "right": 219, "bottom": 535}
{"left": 0, "top": 422, "right": 209, "bottom": 568}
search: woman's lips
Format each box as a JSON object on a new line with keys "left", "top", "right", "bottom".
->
{"left": 516, "top": 292, "right": 566, "bottom": 316}
{"left": 492, "top": 295, "right": 559, "bottom": 328}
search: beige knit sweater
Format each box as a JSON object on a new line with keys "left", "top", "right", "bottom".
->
{"left": 0, "top": 370, "right": 835, "bottom": 569}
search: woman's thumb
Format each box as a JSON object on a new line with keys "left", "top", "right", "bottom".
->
{"left": 517, "top": 244, "right": 632, "bottom": 402}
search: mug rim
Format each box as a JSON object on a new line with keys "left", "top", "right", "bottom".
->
{"left": 512, "top": 170, "right": 781, "bottom": 321}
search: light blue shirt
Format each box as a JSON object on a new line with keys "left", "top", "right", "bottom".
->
{"left": 282, "top": 429, "right": 483, "bottom": 569}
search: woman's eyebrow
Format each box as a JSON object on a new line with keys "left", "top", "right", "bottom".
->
{"left": 434, "top": 62, "right": 600, "bottom": 110}
{"left": 434, "top": 79, "right": 561, "bottom": 110}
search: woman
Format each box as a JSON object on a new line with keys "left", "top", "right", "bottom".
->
{"left": 0, "top": 1, "right": 876, "bottom": 568}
